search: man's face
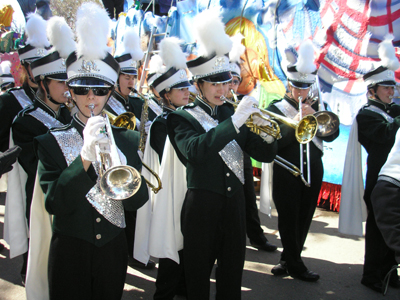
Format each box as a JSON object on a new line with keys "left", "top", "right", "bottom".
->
{"left": 118, "top": 74, "right": 136, "bottom": 96}
{"left": 374, "top": 85, "right": 395, "bottom": 104}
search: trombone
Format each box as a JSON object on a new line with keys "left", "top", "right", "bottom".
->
{"left": 104, "top": 108, "right": 162, "bottom": 194}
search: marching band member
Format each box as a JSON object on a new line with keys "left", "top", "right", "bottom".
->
{"left": 147, "top": 36, "right": 191, "bottom": 299}
{"left": 0, "top": 13, "right": 49, "bottom": 152}
{"left": 342, "top": 35, "right": 400, "bottom": 292}
{"left": 32, "top": 4, "right": 149, "bottom": 299}
{"left": 112, "top": 27, "right": 156, "bottom": 270}
{"left": 227, "top": 33, "right": 277, "bottom": 252}
{"left": 166, "top": 8, "right": 277, "bottom": 299}
{"left": 6, "top": 15, "right": 73, "bottom": 283}
{"left": 267, "top": 40, "right": 338, "bottom": 282}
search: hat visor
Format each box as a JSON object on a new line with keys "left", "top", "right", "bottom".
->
{"left": 120, "top": 69, "right": 138, "bottom": 76}
{"left": 377, "top": 80, "right": 396, "bottom": 87}
{"left": 171, "top": 80, "right": 192, "bottom": 90}
{"left": 47, "top": 73, "right": 68, "bottom": 81}
{"left": 201, "top": 71, "right": 232, "bottom": 84}
{"left": 289, "top": 80, "right": 312, "bottom": 89}
{"left": 67, "top": 78, "right": 112, "bottom": 87}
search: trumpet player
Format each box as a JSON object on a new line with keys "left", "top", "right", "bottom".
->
{"left": 343, "top": 35, "right": 400, "bottom": 292}
{"left": 227, "top": 34, "right": 277, "bottom": 252}
{"left": 267, "top": 40, "right": 338, "bottom": 282}
{"left": 166, "top": 8, "right": 277, "bottom": 299}
{"left": 8, "top": 15, "right": 73, "bottom": 284}
{"left": 32, "top": 4, "right": 149, "bottom": 299}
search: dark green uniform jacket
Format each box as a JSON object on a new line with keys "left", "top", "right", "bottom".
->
{"left": 0, "top": 84, "right": 36, "bottom": 152}
{"left": 130, "top": 93, "right": 159, "bottom": 122}
{"left": 107, "top": 90, "right": 139, "bottom": 115}
{"left": 12, "top": 96, "right": 72, "bottom": 221}
{"left": 34, "top": 115, "right": 149, "bottom": 247}
{"left": 150, "top": 106, "right": 174, "bottom": 163}
{"left": 356, "top": 98, "right": 400, "bottom": 199}
{"left": 167, "top": 96, "right": 277, "bottom": 198}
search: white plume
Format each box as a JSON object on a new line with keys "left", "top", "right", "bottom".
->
{"left": 229, "top": 33, "right": 245, "bottom": 63}
{"left": 75, "top": 2, "right": 110, "bottom": 60}
{"left": 123, "top": 27, "right": 144, "bottom": 61}
{"left": 284, "top": 46, "right": 298, "bottom": 66}
{"left": 25, "top": 13, "right": 50, "bottom": 48}
{"left": 159, "top": 37, "right": 187, "bottom": 70}
{"left": 296, "top": 39, "right": 316, "bottom": 74}
{"left": 0, "top": 61, "right": 12, "bottom": 75}
{"left": 378, "top": 34, "right": 400, "bottom": 71}
{"left": 149, "top": 55, "right": 164, "bottom": 74}
{"left": 193, "top": 7, "right": 232, "bottom": 57}
{"left": 47, "top": 16, "right": 76, "bottom": 59}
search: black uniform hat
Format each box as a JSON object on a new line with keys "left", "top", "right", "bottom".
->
{"left": 0, "top": 61, "right": 14, "bottom": 89}
{"left": 114, "top": 27, "right": 144, "bottom": 76}
{"left": 18, "top": 13, "right": 50, "bottom": 63}
{"left": 186, "top": 7, "right": 233, "bottom": 83}
{"left": 363, "top": 35, "right": 399, "bottom": 88}
{"left": 152, "top": 37, "right": 191, "bottom": 97}
{"left": 30, "top": 16, "right": 76, "bottom": 82}
{"left": 284, "top": 40, "right": 318, "bottom": 89}
{"left": 66, "top": 3, "right": 120, "bottom": 87}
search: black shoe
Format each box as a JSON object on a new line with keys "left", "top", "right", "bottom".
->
{"left": 128, "top": 257, "right": 156, "bottom": 270}
{"left": 0, "top": 243, "right": 4, "bottom": 252}
{"left": 361, "top": 278, "right": 383, "bottom": 293}
{"left": 250, "top": 240, "right": 277, "bottom": 252}
{"left": 271, "top": 261, "right": 288, "bottom": 276}
{"left": 290, "top": 270, "right": 320, "bottom": 282}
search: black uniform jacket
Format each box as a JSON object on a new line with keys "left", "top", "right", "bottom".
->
{"left": 150, "top": 106, "right": 174, "bottom": 163}
{"left": 0, "top": 84, "right": 36, "bottom": 152}
{"left": 167, "top": 97, "right": 278, "bottom": 198}
{"left": 267, "top": 95, "right": 339, "bottom": 168}
{"left": 12, "top": 97, "right": 72, "bottom": 214}
{"left": 357, "top": 99, "right": 400, "bottom": 196}
{"left": 107, "top": 90, "right": 139, "bottom": 115}
{"left": 34, "top": 115, "right": 149, "bottom": 247}
{"left": 130, "top": 94, "right": 159, "bottom": 122}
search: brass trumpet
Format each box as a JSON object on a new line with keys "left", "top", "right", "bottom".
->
{"left": 222, "top": 90, "right": 318, "bottom": 144}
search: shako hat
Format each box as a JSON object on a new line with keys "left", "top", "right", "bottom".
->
{"left": 152, "top": 37, "right": 191, "bottom": 97}
{"left": 147, "top": 55, "right": 163, "bottom": 87}
{"left": 30, "top": 16, "right": 76, "bottom": 82}
{"left": 186, "top": 7, "right": 233, "bottom": 83}
{"left": 363, "top": 34, "right": 399, "bottom": 88}
{"left": 285, "top": 40, "right": 317, "bottom": 89}
{"left": 66, "top": 3, "right": 120, "bottom": 87}
{"left": 229, "top": 33, "right": 245, "bottom": 80}
{"left": 114, "top": 27, "right": 144, "bottom": 75}
{"left": 18, "top": 13, "right": 51, "bottom": 63}
{"left": 0, "top": 61, "right": 14, "bottom": 88}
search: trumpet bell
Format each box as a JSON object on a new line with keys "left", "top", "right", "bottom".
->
{"left": 296, "top": 115, "right": 318, "bottom": 144}
{"left": 314, "top": 111, "right": 340, "bottom": 137}
{"left": 100, "top": 165, "right": 142, "bottom": 200}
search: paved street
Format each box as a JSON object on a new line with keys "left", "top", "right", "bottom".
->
{"left": 1, "top": 192, "right": 399, "bottom": 299}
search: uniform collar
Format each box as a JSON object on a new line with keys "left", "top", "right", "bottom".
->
{"left": 195, "top": 96, "right": 219, "bottom": 117}
{"left": 22, "top": 83, "right": 36, "bottom": 101}
{"left": 163, "top": 106, "right": 175, "bottom": 113}
{"left": 368, "top": 98, "right": 390, "bottom": 110}
{"left": 113, "top": 90, "right": 128, "bottom": 105}
{"left": 72, "top": 113, "right": 85, "bottom": 136}
{"left": 34, "top": 95, "right": 60, "bottom": 118}
{"left": 284, "top": 94, "right": 299, "bottom": 110}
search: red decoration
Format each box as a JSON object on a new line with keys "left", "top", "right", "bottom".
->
{"left": 0, "top": 52, "right": 23, "bottom": 87}
{"left": 317, "top": 182, "right": 342, "bottom": 212}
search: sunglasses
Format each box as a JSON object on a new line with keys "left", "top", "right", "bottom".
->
{"left": 71, "top": 86, "right": 112, "bottom": 96}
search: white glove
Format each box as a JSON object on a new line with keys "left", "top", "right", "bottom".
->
{"left": 260, "top": 132, "right": 275, "bottom": 144}
{"left": 231, "top": 96, "right": 260, "bottom": 129}
{"left": 252, "top": 114, "right": 272, "bottom": 127}
{"left": 81, "top": 116, "right": 109, "bottom": 162}
{"left": 144, "top": 121, "right": 152, "bottom": 135}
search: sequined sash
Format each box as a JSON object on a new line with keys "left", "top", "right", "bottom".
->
{"left": 108, "top": 96, "right": 127, "bottom": 116}
{"left": 28, "top": 108, "right": 64, "bottom": 129}
{"left": 148, "top": 98, "right": 163, "bottom": 116}
{"left": 50, "top": 127, "right": 125, "bottom": 228}
{"left": 186, "top": 106, "right": 244, "bottom": 184}
{"left": 10, "top": 89, "right": 33, "bottom": 109}
{"left": 274, "top": 99, "right": 323, "bottom": 151}
{"left": 364, "top": 105, "right": 394, "bottom": 123}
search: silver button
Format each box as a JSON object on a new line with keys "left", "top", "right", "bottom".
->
{"left": 227, "top": 187, "right": 231, "bottom": 191}
{"left": 96, "top": 218, "right": 101, "bottom": 223}
{"left": 96, "top": 234, "right": 101, "bottom": 240}
{"left": 304, "top": 150, "right": 307, "bottom": 153}
{"left": 304, "top": 162, "right": 307, "bottom": 165}
{"left": 226, "top": 173, "right": 230, "bottom": 177}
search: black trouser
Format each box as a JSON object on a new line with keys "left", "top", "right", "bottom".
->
{"left": 154, "top": 250, "right": 186, "bottom": 300}
{"left": 273, "top": 160, "right": 323, "bottom": 275}
{"left": 181, "top": 189, "right": 246, "bottom": 300}
{"left": 48, "top": 232, "right": 128, "bottom": 300}
{"left": 124, "top": 210, "right": 137, "bottom": 258}
{"left": 102, "top": 0, "right": 124, "bottom": 19}
{"left": 243, "top": 153, "right": 267, "bottom": 245}
{"left": 363, "top": 184, "right": 397, "bottom": 283}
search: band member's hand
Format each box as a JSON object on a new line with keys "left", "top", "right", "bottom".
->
{"left": 231, "top": 96, "right": 260, "bottom": 129}
{"left": 81, "top": 116, "right": 109, "bottom": 162}
{"left": 0, "top": 145, "right": 22, "bottom": 177}
{"left": 301, "top": 104, "right": 316, "bottom": 116}
{"left": 252, "top": 114, "right": 271, "bottom": 127}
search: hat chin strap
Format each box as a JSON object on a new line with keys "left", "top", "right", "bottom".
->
{"left": 43, "top": 80, "right": 63, "bottom": 106}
